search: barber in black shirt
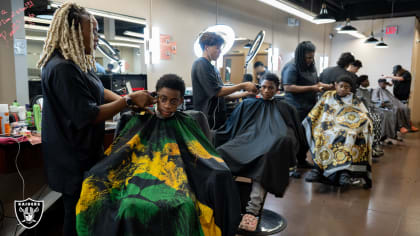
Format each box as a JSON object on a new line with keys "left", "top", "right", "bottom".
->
{"left": 382, "top": 65, "right": 412, "bottom": 102}
{"left": 191, "top": 32, "right": 257, "bottom": 129}
{"left": 37, "top": 3, "right": 156, "bottom": 236}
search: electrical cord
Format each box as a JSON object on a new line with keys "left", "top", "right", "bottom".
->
{"left": 1, "top": 134, "right": 24, "bottom": 199}
{"left": 0, "top": 134, "right": 24, "bottom": 229}
{"left": 210, "top": 97, "right": 220, "bottom": 130}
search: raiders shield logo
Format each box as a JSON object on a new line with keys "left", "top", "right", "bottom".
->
{"left": 14, "top": 198, "right": 44, "bottom": 229}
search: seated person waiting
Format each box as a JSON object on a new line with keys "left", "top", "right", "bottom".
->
{"left": 215, "top": 73, "right": 307, "bottom": 231}
{"left": 303, "top": 75, "right": 373, "bottom": 188}
{"left": 372, "top": 79, "right": 418, "bottom": 134}
{"left": 356, "top": 75, "right": 395, "bottom": 156}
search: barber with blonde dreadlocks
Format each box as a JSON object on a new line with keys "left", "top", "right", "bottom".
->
{"left": 37, "top": 3, "right": 156, "bottom": 235}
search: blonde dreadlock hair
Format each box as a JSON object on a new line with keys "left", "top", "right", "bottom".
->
{"left": 37, "top": 2, "right": 96, "bottom": 72}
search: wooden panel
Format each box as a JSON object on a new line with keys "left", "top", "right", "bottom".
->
{"left": 223, "top": 54, "right": 245, "bottom": 84}
{"left": 410, "top": 18, "right": 420, "bottom": 125}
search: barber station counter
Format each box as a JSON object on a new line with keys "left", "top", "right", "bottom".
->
{"left": 0, "top": 122, "right": 117, "bottom": 235}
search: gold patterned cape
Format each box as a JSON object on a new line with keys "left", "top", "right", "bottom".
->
{"left": 303, "top": 91, "right": 373, "bottom": 181}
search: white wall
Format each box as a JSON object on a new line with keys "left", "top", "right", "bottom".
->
{"left": 331, "top": 16, "right": 415, "bottom": 88}
{"left": 59, "top": 0, "right": 334, "bottom": 90}
{"left": 146, "top": 0, "right": 333, "bottom": 89}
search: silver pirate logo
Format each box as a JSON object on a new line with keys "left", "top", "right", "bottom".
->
{"left": 14, "top": 198, "right": 44, "bottom": 229}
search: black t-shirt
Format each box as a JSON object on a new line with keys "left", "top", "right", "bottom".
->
{"left": 319, "top": 66, "right": 356, "bottom": 91}
{"left": 191, "top": 57, "right": 226, "bottom": 129}
{"left": 41, "top": 51, "right": 105, "bottom": 195}
{"left": 281, "top": 61, "right": 318, "bottom": 120}
{"left": 393, "top": 71, "right": 411, "bottom": 101}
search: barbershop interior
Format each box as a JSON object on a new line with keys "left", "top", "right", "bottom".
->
{"left": 2, "top": 0, "right": 420, "bottom": 235}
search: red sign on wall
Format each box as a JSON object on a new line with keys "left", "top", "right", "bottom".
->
{"left": 385, "top": 26, "right": 398, "bottom": 35}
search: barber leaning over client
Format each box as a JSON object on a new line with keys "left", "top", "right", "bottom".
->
{"left": 37, "top": 3, "right": 156, "bottom": 236}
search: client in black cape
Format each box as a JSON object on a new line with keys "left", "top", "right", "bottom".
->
{"left": 215, "top": 73, "right": 308, "bottom": 231}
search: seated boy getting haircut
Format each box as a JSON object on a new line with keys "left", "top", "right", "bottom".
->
{"left": 215, "top": 73, "right": 307, "bottom": 231}
{"left": 304, "top": 75, "right": 373, "bottom": 188}
{"left": 372, "top": 79, "right": 418, "bottom": 134}
{"left": 76, "top": 74, "right": 241, "bottom": 236}
{"left": 356, "top": 75, "right": 395, "bottom": 155}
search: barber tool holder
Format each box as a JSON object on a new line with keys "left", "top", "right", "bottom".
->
{"left": 235, "top": 177, "right": 287, "bottom": 235}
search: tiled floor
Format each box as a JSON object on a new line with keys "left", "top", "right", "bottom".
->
{"left": 263, "top": 132, "right": 420, "bottom": 236}
{"left": 2, "top": 133, "right": 420, "bottom": 236}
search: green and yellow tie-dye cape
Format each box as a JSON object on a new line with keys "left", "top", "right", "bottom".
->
{"left": 76, "top": 112, "right": 241, "bottom": 236}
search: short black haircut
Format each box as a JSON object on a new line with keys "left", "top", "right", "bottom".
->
{"left": 253, "top": 61, "right": 264, "bottom": 68}
{"left": 356, "top": 75, "right": 368, "bottom": 88}
{"left": 357, "top": 75, "right": 368, "bottom": 84}
{"left": 243, "top": 73, "right": 253, "bottom": 82}
{"left": 156, "top": 74, "right": 186, "bottom": 97}
{"left": 336, "top": 74, "right": 353, "bottom": 87}
{"left": 337, "top": 52, "right": 355, "bottom": 68}
{"left": 352, "top": 60, "right": 362, "bottom": 68}
{"left": 261, "top": 73, "right": 280, "bottom": 89}
{"left": 378, "top": 78, "right": 387, "bottom": 83}
{"left": 199, "top": 32, "right": 224, "bottom": 50}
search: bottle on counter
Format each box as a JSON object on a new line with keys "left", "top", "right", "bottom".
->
{"left": 33, "top": 104, "right": 41, "bottom": 132}
{"left": 0, "top": 104, "right": 10, "bottom": 134}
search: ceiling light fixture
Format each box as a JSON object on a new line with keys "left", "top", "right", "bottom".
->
{"left": 376, "top": 20, "right": 388, "bottom": 48}
{"left": 338, "top": 18, "right": 357, "bottom": 33}
{"left": 365, "top": 19, "right": 379, "bottom": 43}
{"left": 24, "top": 24, "right": 50, "bottom": 31}
{"left": 114, "top": 36, "right": 144, "bottom": 44}
{"left": 24, "top": 16, "right": 52, "bottom": 24}
{"left": 123, "top": 31, "right": 144, "bottom": 38}
{"left": 257, "top": 0, "right": 316, "bottom": 24}
{"left": 50, "top": 2, "right": 147, "bottom": 25}
{"left": 313, "top": 2, "right": 336, "bottom": 24}
{"left": 26, "top": 36, "right": 46, "bottom": 41}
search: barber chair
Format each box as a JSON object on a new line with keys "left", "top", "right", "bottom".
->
{"left": 235, "top": 177, "right": 287, "bottom": 235}
{"left": 114, "top": 110, "right": 287, "bottom": 235}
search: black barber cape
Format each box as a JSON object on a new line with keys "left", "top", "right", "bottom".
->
{"left": 215, "top": 98, "right": 308, "bottom": 197}
{"left": 41, "top": 50, "right": 105, "bottom": 195}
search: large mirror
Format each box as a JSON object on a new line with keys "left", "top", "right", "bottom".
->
{"left": 25, "top": 0, "right": 148, "bottom": 102}
{"left": 220, "top": 34, "right": 271, "bottom": 85}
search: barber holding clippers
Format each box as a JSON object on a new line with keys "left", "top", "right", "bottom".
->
{"left": 37, "top": 3, "right": 156, "bottom": 235}
{"left": 191, "top": 32, "right": 257, "bottom": 129}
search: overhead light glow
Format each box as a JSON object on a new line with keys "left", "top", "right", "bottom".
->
{"left": 313, "top": 3, "right": 336, "bottom": 24}
{"left": 24, "top": 24, "right": 50, "bottom": 31}
{"left": 26, "top": 36, "right": 46, "bottom": 41}
{"left": 50, "top": 2, "right": 146, "bottom": 25}
{"left": 151, "top": 27, "right": 160, "bottom": 64}
{"left": 258, "top": 0, "right": 318, "bottom": 24}
{"left": 194, "top": 25, "right": 235, "bottom": 57}
{"left": 114, "top": 36, "right": 144, "bottom": 44}
{"left": 123, "top": 31, "right": 145, "bottom": 38}
{"left": 24, "top": 16, "right": 52, "bottom": 24}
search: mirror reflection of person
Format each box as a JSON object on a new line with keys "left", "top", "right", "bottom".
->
{"left": 253, "top": 61, "right": 269, "bottom": 84}
{"left": 105, "top": 63, "right": 114, "bottom": 74}
{"left": 191, "top": 32, "right": 258, "bottom": 129}
{"left": 36, "top": 3, "right": 156, "bottom": 236}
